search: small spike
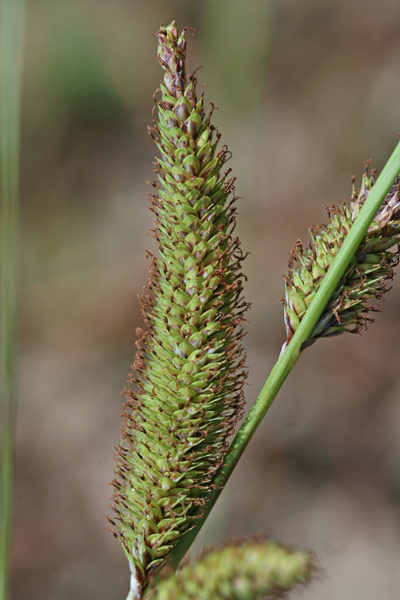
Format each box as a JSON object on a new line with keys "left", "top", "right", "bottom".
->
{"left": 146, "top": 541, "right": 314, "bottom": 600}
{"left": 283, "top": 165, "right": 400, "bottom": 348}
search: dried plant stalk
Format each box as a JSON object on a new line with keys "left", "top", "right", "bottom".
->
{"left": 110, "top": 21, "right": 247, "bottom": 596}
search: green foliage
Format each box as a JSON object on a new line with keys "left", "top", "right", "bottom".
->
{"left": 111, "top": 22, "right": 247, "bottom": 595}
{"left": 49, "top": 16, "right": 126, "bottom": 130}
{"left": 200, "top": 0, "right": 270, "bottom": 112}
{"left": 146, "top": 541, "right": 313, "bottom": 600}
{"left": 284, "top": 166, "right": 400, "bottom": 347}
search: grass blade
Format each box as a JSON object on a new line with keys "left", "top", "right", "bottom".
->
{"left": 0, "top": 0, "right": 25, "bottom": 598}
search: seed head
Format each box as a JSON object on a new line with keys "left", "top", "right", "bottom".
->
{"left": 146, "top": 541, "right": 314, "bottom": 600}
{"left": 110, "top": 21, "right": 248, "bottom": 594}
{"left": 284, "top": 165, "right": 400, "bottom": 348}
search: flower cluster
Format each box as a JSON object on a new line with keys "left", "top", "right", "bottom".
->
{"left": 284, "top": 166, "right": 400, "bottom": 347}
{"left": 110, "top": 22, "right": 248, "bottom": 595}
{"left": 146, "top": 541, "right": 313, "bottom": 600}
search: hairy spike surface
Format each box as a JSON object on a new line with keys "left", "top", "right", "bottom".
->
{"left": 110, "top": 21, "right": 248, "bottom": 596}
{"left": 146, "top": 541, "right": 314, "bottom": 600}
{"left": 284, "top": 166, "right": 400, "bottom": 348}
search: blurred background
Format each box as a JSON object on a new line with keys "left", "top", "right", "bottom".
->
{"left": 12, "top": 0, "right": 400, "bottom": 598}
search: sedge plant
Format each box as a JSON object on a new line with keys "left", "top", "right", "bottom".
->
{"left": 109, "top": 20, "right": 400, "bottom": 600}
{"left": 1, "top": 12, "right": 399, "bottom": 600}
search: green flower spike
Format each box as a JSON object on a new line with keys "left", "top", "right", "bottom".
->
{"left": 146, "top": 541, "right": 314, "bottom": 600}
{"left": 284, "top": 165, "right": 400, "bottom": 349}
{"left": 110, "top": 21, "right": 248, "bottom": 598}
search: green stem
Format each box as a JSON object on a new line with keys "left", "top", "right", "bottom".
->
{"left": 168, "top": 141, "right": 400, "bottom": 569}
{"left": 0, "top": 1, "right": 25, "bottom": 599}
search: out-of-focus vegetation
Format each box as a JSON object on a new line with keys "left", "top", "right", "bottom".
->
{"left": 1, "top": 1, "right": 25, "bottom": 598}
{"left": 12, "top": 1, "right": 400, "bottom": 599}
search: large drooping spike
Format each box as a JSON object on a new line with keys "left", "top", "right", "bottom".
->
{"left": 110, "top": 21, "right": 248, "bottom": 597}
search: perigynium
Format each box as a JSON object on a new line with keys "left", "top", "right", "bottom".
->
{"left": 283, "top": 165, "right": 400, "bottom": 348}
{"left": 110, "top": 21, "right": 248, "bottom": 597}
